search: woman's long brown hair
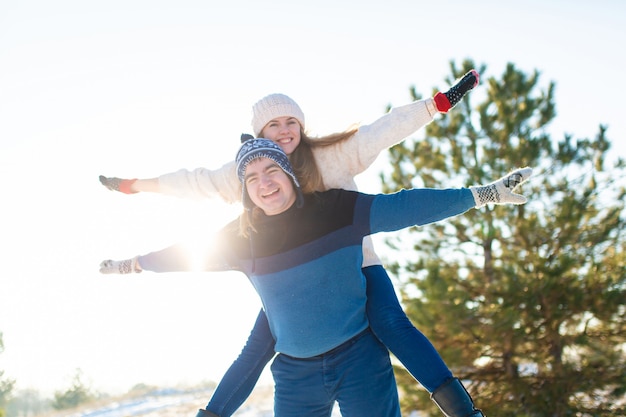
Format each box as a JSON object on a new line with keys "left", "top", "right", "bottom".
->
{"left": 290, "top": 125, "right": 359, "bottom": 193}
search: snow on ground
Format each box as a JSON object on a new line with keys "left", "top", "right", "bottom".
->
{"left": 39, "top": 385, "right": 342, "bottom": 417}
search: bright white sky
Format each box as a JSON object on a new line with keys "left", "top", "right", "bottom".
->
{"left": 1, "top": 0, "right": 625, "bottom": 398}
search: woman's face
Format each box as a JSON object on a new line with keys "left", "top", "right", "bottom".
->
{"left": 260, "top": 116, "right": 302, "bottom": 155}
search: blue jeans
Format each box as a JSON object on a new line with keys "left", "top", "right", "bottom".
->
{"left": 363, "top": 265, "right": 452, "bottom": 391}
{"left": 206, "top": 310, "right": 275, "bottom": 417}
{"left": 271, "top": 328, "right": 400, "bottom": 417}
{"left": 205, "top": 265, "right": 452, "bottom": 416}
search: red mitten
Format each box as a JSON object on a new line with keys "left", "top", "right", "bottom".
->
{"left": 99, "top": 175, "right": 138, "bottom": 194}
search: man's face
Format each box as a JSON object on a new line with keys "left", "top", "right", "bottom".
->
{"left": 244, "top": 157, "right": 297, "bottom": 215}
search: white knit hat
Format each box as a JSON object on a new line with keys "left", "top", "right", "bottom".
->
{"left": 251, "top": 93, "right": 305, "bottom": 136}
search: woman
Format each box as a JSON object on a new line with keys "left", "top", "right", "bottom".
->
{"left": 100, "top": 70, "right": 482, "bottom": 416}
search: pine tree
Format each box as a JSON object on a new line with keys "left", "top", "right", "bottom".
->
{"left": 382, "top": 61, "right": 626, "bottom": 417}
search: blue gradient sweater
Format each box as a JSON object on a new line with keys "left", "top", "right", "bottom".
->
{"left": 139, "top": 188, "right": 475, "bottom": 358}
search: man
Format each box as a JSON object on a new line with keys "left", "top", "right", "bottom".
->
{"left": 101, "top": 138, "right": 531, "bottom": 417}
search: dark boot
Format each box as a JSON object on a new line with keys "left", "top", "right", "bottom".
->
{"left": 431, "top": 377, "right": 485, "bottom": 417}
{"left": 196, "top": 409, "right": 220, "bottom": 417}
{"left": 433, "top": 69, "right": 479, "bottom": 113}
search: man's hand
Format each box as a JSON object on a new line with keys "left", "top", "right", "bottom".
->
{"left": 470, "top": 167, "right": 532, "bottom": 208}
{"left": 99, "top": 257, "right": 141, "bottom": 274}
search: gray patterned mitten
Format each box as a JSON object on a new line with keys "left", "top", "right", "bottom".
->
{"left": 470, "top": 167, "right": 532, "bottom": 208}
{"left": 99, "top": 257, "right": 142, "bottom": 274}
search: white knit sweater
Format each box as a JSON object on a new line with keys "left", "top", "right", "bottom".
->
{"left": 158, "top": 98, "right": 438, "bottom": 266}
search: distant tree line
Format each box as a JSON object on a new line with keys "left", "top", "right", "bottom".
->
{"left": 0, "top": 333, "right": 15, "bottom": 417}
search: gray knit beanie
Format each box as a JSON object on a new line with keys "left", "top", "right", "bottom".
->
{"left": 251, "top": 94, "right": 305, "bottom": 137}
